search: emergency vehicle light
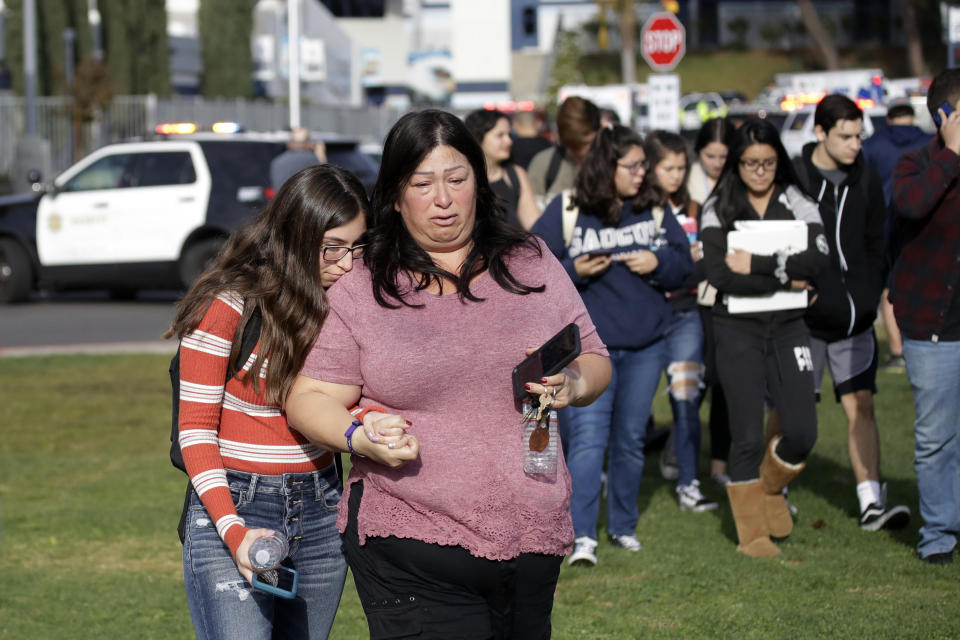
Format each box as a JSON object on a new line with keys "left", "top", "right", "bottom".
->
{"left": 212, "top": 121, "right": 243, "bottom": 134}
{"left": 155, "top": 122, "right": 197, "bottom": 135}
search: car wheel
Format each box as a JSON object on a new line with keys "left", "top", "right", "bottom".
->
{"left": 179, "top": 237, "right": 225, "bottom": 288}
{"left": 0, "top": 239, "right": 34, "bottom": 304}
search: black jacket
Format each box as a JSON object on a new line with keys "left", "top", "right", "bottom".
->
{"left": 701, "top": 184, "right": 830, "bottom": 334}
{"left": 794, "top": 142, "right": 887, "bottom": 342}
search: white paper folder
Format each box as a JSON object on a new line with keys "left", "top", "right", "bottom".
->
{"left": 726, "top": 221, "right": 808, "bottom": 313}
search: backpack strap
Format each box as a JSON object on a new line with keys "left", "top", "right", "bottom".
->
{"left": 545, "top": 144, "right": 566, "bottom": 195}
{"left": 561, "top": 189, "right": 579, "bottom": 247}
{"left": 228, "top": 306, "right": 263, "bottom": 380}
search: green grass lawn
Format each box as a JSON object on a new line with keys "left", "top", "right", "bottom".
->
{"left": 1, "top": 346, "right": 957, "bottom": 639}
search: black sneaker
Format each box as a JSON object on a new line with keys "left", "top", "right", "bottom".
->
{"left": 860, "top": 503, "right": 910, "bottom": 530}
{"left": 860, "top": 484, "right": 911, "bottom": 531}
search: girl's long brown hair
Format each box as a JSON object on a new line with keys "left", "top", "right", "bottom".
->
{"left": 166, "top": 165, "right": 369, "bottom": 406}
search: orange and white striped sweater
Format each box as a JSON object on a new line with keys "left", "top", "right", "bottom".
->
{"left": 178, "top": 292, "right": 333, "bottom": 556}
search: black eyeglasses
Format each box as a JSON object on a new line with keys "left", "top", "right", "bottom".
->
{"left": 321, "top": 244, "right": 367, "bottom": 262}
{"left": 739, "top": 158, "right": 778, "bottom": 172}
{"left": 617, "top": 160, "right": 649, "bottom": 174}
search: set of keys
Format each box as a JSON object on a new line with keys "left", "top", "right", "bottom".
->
{"left": 523, "top": 389, "right": 555, "bottom": 452}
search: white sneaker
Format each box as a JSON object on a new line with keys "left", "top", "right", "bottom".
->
{"left": 609, "top": 533, "right": 643, "bottom": 551}
{"left": 677, "top": 479, "right": 719, "bottom": 512}
{"left": 568, "top": 536, "right": 598, "bottom": 566}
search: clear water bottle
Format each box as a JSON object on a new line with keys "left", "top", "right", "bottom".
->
{"left": 248, "top": 532, "right": 299, "bottom": 598}
{"left": 248, "top": 533, "right": 288, "bottom": 572}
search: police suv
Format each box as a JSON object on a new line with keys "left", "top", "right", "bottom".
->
{"left": 0, "top": 131, "right": 377, "bottom": 303}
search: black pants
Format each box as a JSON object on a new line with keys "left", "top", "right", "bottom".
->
{"left": 343, "top": 482, "right": 563, "bottom": 640}
{"left": 713, "top": 319, "right": 818, "bottom": 482}
{"left": 699, "top": 305, "right": 732, "bottom": 463}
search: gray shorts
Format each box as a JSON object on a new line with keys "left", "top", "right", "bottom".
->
{"left": 810, "top": 328, "right": 878, "bottom": 402}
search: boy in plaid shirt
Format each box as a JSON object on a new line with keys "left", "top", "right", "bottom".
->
{"left": 889, "top": 68, "right": 960, "bottom": 565}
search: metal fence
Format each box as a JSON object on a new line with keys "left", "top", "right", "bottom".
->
{"left": 0, "top": 94, "right": 403, "bottom": 185}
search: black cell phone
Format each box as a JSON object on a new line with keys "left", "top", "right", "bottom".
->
{"left": 934, "top": 101, "right": 954, "bottom": 126}
{"left": 585, "top": 249, "right": 612, "bottom": 259}
{"left": 512, "top": 323, "right": 581, "bottom": 411}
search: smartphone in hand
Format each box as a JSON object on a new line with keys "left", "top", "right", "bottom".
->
{"left": 512, "top": 324, "right": 581, "bottom": 411}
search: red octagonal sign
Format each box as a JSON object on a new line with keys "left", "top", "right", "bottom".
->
{"left": 641, "top": 12, "right": 686, "bottom": 72}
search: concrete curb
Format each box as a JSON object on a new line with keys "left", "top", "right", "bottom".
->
{"left": 0, "top": 341, "right": 178, "bottom": 358}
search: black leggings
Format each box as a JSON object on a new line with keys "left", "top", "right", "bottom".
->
{"left": 342, "top": 481, "right": 563, "bottom": 640}
{"left": 713, "top": 319, "right": 818, "bottom": 482}
{"left": 699, "top": 306, "right": 731, "bottom": 463}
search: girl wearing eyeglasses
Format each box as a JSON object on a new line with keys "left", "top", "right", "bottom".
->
{"left": 168, "top": 165, "right": 412, "bottom": 639}
{"left": 532, "top": 124, "right": 694, "bottom": 566}
{"left": 700, "top": 118, "right": 829, "bottom": 557}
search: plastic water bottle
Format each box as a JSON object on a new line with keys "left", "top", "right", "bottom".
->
{"left": 249, "top": 533, "right": 288, "bottom": 572}
{"left": 248, "top": 532, "right": 299, "bottom": 598}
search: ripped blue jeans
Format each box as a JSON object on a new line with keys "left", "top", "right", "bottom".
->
{"left": 182, "top": 466, "right": 347, "bottom": 640}
{"left": 664, "top": 309, "right": 705, "bottom": 487}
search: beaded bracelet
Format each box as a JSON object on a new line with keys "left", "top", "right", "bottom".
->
{"left": 344, "top": 419, "right": 366, "bottom": 458}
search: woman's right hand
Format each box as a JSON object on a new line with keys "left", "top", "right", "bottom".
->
{"left": 573, "top": 254, "right": 612, "bottom": 278}
{"left": 234, "top": 528, "right": 278, "bottom": 585}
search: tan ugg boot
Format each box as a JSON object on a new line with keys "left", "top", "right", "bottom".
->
{"left": 760, "top": 436, "right": 806, "bottom": 538}
{"left": 726, "top": 480, "right": 782, "bottom": 557}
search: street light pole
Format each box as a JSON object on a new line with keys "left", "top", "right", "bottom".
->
{"left": 288, "top": 0, "right": 301, "bottom": 129}
{"left": 23, "top": 0, "right": 38, "bottom": 134}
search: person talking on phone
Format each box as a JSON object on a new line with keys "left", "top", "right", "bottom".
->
{"left": 286, "top": 109, "right": 611, "bottom": 638}
{"left": 888, "top": 68, "right": 960, "bottom": 565}
{"left": 532, "top": 125, "right": 694, "bottom": 567}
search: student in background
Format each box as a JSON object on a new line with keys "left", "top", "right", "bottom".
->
{"left": 464, "top": 109, "right": 541, "bottom": 229}
{"left": 642, "top": 130, "right": 718, "bottom": 513}
{"left": 863, "top": 99, "right": 933, "bottom": 373}
{"left": 528, "top": 96, "right": 601, "bottom": 210}
{"left": 794, "top": 94, "right": 911, "bottom": 532}
{"left": 533, "top": 125, "right": 693, "bottom": 566}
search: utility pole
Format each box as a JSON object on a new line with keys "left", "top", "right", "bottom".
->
{"left": 23, "top": 0, "right": 38, "bottom": 134}
{"left": 288, "top": 0, "right": 301, "bottom": 129}
{"left": 620, "top": 0, "right": 636, "bottom": 85}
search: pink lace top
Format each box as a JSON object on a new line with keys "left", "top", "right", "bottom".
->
{"left": 300, "top": 240, "right": 607, "bottom": 560}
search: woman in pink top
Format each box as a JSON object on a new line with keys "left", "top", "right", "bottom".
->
{"left": 286, "top": 110, "right": 611, "bottom": 639}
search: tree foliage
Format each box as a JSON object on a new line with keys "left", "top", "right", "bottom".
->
{"left": 3, "top": 0, "right": 168, "bottom": 96}
{"left": 98, "top": 0, "right": 171, "bottom": 95}
{"left": 3, "top": 0, "right": 93, "bottom": 95}
{"left": 198, "top": 0, "right": 255, "bottom": 98}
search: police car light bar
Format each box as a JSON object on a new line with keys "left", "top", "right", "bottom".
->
{"left": 212, "top": 121, "right": 243, "bottom": 134}
{"left": 156, "top": 122, "right": 198, "bottom": 135}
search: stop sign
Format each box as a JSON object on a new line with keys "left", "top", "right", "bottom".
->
{"left": 641, "top": 12, "right": 686, "bottom": 72}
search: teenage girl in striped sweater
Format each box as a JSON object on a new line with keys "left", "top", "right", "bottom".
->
{"left": 168, "top": 165, "right": 417, "bottom": 639}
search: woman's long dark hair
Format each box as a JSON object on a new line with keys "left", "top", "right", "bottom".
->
{"left": 464, "top": 109, "right": 509, "bottom": 149}
{"left": 636, "top": 129, "right": 691, "bottom": 212}
{"left": 694, "top": 116, "right": 735, "bottom": 154}
{"left": 710, "top": 117, "right": 801, "bottom": 231}
{"left": 167, "top": 165, "right": 369, "bottom": 406}
{"left": 366, "top": 109, "right": 543, "bottom": 308}
{"left": 572, "top": 124, "right": 645, "bottom": 225}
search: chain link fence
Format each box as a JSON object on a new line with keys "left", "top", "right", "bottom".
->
{"left": 0, "top": 94, "right": 403, "bottom": 191}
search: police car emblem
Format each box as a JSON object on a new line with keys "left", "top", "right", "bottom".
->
{"left": 49, "top": 214, "right": 62, "bottom": 232}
